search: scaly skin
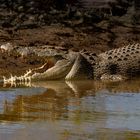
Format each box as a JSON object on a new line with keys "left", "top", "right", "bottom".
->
{"left": 2, "top": 43, "right": 140, "bottom": 86}
{"left": 94, "top": 43, "right": 140, "bottom": 80}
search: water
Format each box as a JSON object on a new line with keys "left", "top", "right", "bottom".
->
{"left": 0, "top": 80, "right": 140, "bottom": 140}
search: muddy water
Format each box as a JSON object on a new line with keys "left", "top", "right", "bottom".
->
{"left": 0, "top": 79, "right": 140, "bottom": 140}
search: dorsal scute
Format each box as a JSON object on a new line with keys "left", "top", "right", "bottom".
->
{"left": 94, "top": 43, "right": 140, "bottom": 79}
{"left": 80, "top": 49, "right": 99, "bottom": 66}
{"left": 99, "top": 43, "right": 140, "bottom": 62}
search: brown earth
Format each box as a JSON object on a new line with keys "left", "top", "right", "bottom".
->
{"left": 0, "top": 21, "right": 140, "bottom": 78}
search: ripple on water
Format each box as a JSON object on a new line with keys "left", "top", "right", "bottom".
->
{"left": 0, "top": 122, "right": 25, "bottom": 134}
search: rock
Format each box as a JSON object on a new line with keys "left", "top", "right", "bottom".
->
{"left": 1, "top": 20, "right": 13, "bottom": 28}
{"left": 18, "top": 6, "right": 24, "bottom": 12}
{"left": 0, "top": 43, "right": 14, "bottom": 52}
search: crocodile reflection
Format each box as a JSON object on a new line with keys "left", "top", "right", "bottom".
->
{"left": 32, "top": 79, "right": 140, "bottom": 94}
{"left": 0, "top": 79, "right": 140, "bottom": 122}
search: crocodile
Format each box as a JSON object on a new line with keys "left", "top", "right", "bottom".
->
{"left": 2, "top": 43, "right": 140, "bottom": 86}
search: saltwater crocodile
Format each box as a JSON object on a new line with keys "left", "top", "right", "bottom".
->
{"left": 3, "top": 43, "right": 140, "bottom": 85}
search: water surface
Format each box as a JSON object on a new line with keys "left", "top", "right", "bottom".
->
{"left": 0, "top": 80, "right": 140, "bottom": 140}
